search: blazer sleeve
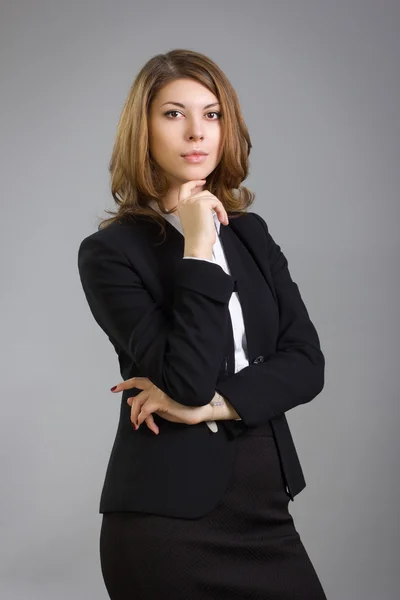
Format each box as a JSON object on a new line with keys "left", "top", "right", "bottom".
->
{"left": 216, "top": 213, "right": 325, "bottom": 430}
{"left": 77, "top": 234, "right": 235, "bottom": 406}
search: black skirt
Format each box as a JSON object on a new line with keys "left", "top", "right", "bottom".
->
{"left": 100, "top": 421, "right": 327, "bottom": 599}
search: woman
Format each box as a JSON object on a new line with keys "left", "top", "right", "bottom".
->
{"left": 78, "top": 48, "right": 327, "bottom": 599}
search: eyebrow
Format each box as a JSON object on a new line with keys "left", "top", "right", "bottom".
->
{"left": 160, "top": 101, "right": 220, "bottom": 109}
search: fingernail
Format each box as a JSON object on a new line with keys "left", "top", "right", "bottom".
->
{"left": 110, "top": 386, "right": 117, "bottom": 392}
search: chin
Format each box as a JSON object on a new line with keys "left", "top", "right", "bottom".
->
{"left": 181, "top": 166, "right": 210, "bottom": 176}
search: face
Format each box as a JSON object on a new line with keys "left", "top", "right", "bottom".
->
{"left": 148, "top": 78, "right": 223, "bottom": 192}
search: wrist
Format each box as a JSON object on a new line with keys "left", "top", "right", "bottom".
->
{"left": 205, "top": 402, "right": 214, "bottom": 422}
{"left": 209, "top": 391, "right": 241, "bottom": 421}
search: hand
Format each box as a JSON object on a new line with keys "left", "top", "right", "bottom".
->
{"left": 178, "top": 180, "right": 229, "bottom": 253}
{"left": 111, "top": 377, "right": 213, "bottom": 435}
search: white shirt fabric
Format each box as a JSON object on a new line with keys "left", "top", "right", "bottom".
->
{"left": 148, "top": 199, "right": 248, "bottom": 432}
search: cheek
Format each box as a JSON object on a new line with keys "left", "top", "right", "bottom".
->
{"left": 148, "top": 120, "right": 169, "bottom": 155}
{"left": 209, "top": 129, "right": 222, "bottom": 155}
{"left": 216, "top": 129, "right": 223, "bottom": 149}
{"left": 151, "top": 142, "right": 174, "bottom": 168}
{"left": 149, "top": 124, "right": 173, "bottom": 150}
{"left": 149, "top": 133, "right": 167, "bottom": 163}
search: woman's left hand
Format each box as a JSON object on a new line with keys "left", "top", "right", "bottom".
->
{"left": 111, "top": 377, "right": 213, "bottom": 435}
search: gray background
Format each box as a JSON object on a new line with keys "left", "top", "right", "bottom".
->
{"left": 1, "top": 1, "right": 399, "bottom": 598}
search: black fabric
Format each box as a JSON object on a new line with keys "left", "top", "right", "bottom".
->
{"left": 100, "top": 421, "right": 327, "bottom": 599}
{"left": 77, "top": 211, "right": 324, "bottom": 516}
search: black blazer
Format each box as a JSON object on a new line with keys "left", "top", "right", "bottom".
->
{"left": 77, "top": 209, "right": 325, "bottom": 518}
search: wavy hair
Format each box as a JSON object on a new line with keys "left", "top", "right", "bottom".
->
{"left": 98, "top": 48, "right": 255, "bottom": 239}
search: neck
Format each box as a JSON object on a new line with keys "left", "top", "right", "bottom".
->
{"left": 158, "top": 186, "right": 179, "bottom": 213}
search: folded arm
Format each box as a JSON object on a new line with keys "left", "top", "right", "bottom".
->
{"left": 78, "top": 233, "right": 235, "bottom": 407}
{"left": 216, "top": 213, "right": 325, "bottom": 435}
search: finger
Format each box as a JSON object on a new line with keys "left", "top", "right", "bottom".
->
{"left": 209, "top": 200, "right": 229, "bottom": 225}
{"left": 112, "top": 376, "right": 150, "bottom": 392}
{"left": 179, "top": 180, "right": 207, "bottom": 202}
{"left": 129, "top": 392, "right": 149, "bottom": 427}
{"left": 144, "top": 414, "right": 159, "bottom": 435}
{"left": 189, "top": 193, "right": 229, "bottom": 226}
{"left": 137, "top": 401, "right": 158, "bottom": 426}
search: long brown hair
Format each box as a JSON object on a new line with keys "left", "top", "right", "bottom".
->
{"left": 98, "top": 48, "right": 255, "bottom": 239}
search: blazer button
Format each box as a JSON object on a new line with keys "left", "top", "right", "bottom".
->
{"left": 252, "top": 356, "right": 264, "bottom": 364}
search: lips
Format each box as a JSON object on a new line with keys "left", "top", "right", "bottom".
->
{"left": 181, "top": 151, "right": 208, "bottom": 157}
{"left": 182, "top": 154, "right": 208, "bottom": 163}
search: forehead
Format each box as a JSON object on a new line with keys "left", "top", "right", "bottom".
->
{"left": 154, "top": 78, "right": 219, "bottom": 106}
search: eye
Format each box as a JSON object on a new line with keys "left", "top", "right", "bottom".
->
{"left": 164, "top": 110, "right": 182, "bottom": 118}
{"left": 163, "top": 110, "right": 222, "bottom": 119}
{"left": 206, "top": 111, "right": 222, "bottom": 119}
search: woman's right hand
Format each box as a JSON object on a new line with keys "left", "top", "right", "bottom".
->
{"left": 177, "top": 180, "right": 229, "bottom": 257}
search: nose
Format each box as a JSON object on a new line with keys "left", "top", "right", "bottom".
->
{"left": 187, "top": 116, "right": 204, "bottom": 142}
{"left": 189, "top": 132, "right": 204, "bottom": 142}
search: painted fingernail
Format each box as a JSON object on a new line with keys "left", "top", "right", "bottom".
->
{"left": 110, "top": 386, "right": 118, "bottom": 392}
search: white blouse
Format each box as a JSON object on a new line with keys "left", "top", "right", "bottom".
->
{"left": 148, "top": 199, "right": 248, "bottom": 432}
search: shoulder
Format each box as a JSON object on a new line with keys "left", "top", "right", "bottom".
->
{"left": 78, "top": 216, "right": 149, "bottom": 255}
{"left": 77, "top": 219, "right": 147, "bottom": 278}
{"left": 228, "top": 211, "right": 276, "bottom": 261}
{"left": 229, "top": 210, "right": 269, "bottom": 235}
{"left": 79, "top": 221, "right": 127, "bottom": 248}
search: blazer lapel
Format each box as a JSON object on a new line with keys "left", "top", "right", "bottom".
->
{"left": 219, "top": 221, "right": 280, "bottom": 367}
{"left": 136, "top": 213, "right": 278, "bottom": 374}
{"left": 219, "top": 225, "right": 260, "bottom": 364}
